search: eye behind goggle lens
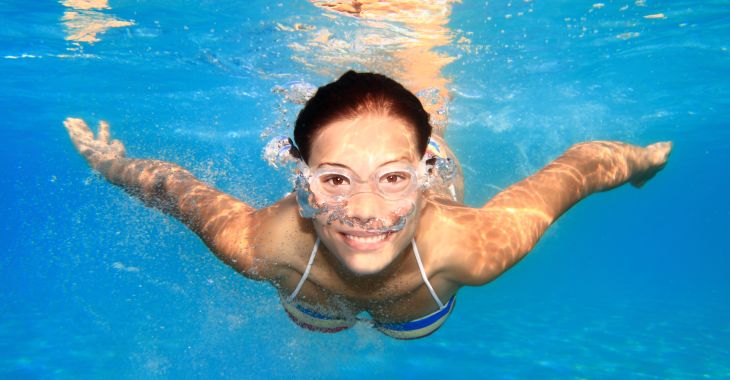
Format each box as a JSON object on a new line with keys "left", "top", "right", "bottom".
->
{"left": 378, "top": 171, "right": 414, "bottom": 195}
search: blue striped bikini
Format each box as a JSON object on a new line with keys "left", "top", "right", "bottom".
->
{"left": 282, "top": 238, "right": 456, "bottom": 339}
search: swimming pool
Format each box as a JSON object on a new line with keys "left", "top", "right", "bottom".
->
{"left": 2, "top": 0, "right": 729, "bottom": 378}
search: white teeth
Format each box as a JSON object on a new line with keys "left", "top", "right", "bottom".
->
{"left": 345, "top": 233, "right": 388, "bottom": 243}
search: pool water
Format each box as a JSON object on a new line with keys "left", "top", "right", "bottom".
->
{"left": 2, "top": 0, "right": 729, "bottom": 378}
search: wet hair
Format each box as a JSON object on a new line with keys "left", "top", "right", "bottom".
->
{"left": 293, "top": 71, "right": 432, "bottom": 163}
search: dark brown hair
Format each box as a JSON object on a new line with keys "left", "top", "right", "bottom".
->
{"left": 293, "top": 71, "right": 432, "bottom": 163}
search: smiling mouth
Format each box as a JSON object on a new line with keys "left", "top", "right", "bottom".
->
{"left": 339, "top": 231, "right": 394, "bottom": 250}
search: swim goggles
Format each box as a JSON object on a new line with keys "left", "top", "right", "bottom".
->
{"left": 263, "top": 135, "right": 458, "bottom": 206}
{"left": 297, "top": 159, "right": 429, "bottom": 203}
{"left": 294, "top": 162, "right": 421, "bottom": 231}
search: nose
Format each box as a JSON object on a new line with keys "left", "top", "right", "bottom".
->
{"left": 346, "top": 192, "right": 387, "bottom": 224}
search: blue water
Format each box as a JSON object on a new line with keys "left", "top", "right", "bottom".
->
{"left": 2, "top": 0, "right": 729, "bottom": 378}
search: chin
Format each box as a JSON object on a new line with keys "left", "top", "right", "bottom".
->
{"left": 342, "top": 257, "right": 390, "bottom": 276}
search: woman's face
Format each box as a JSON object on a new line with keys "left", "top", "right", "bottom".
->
{"left": 306, "top": 112, "right": 424, "bottom": 276}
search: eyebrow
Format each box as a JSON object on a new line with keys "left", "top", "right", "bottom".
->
{"left": 316, "top": 157, "right": 411, "bottom": 170}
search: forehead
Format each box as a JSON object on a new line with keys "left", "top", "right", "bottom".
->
{"left": 308, "top": 113, "right": 420, "bottom": 168}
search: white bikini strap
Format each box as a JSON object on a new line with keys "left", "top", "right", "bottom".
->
{"left": 412, "top": 239, "right": 445, "bottom": 309}
{"left": 287, "top": 238, "right": 320, "bottom": 303}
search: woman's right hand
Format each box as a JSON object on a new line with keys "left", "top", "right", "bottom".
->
{"left": 64, "top": 117, "right": 126, "bottom": 171}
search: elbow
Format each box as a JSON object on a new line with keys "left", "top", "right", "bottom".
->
{"left": 205, "top": 213, "right": 268, "bottom": 281}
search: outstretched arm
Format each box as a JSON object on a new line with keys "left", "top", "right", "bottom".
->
{"left": 452, "top": 141, "right": 672, "bottom": 285}
{"left": 64, "top": 117, "right": 264, "bottom": 277}
{"left": 486, "top": 141, "right": 672, "bottom": 220}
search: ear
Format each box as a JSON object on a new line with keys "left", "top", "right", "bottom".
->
{"left": 288, "top": 140, "right": 302, "bottom": 160}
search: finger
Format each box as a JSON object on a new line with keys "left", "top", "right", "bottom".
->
{"left": 98, "top": 121, "right": 110, "bottom": 143}
{"left": 63, "top": 117, "right": 93, "bottom": 141}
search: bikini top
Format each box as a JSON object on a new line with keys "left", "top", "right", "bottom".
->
{"left": 281, "top": 238, "right": 456, "bottom": 339}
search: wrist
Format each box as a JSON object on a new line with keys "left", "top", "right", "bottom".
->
{"left": 90, "top": 155, "right": 122, "bottom": 179}
{"left": 564, "top": 141, "right": 634, "bottom": 193}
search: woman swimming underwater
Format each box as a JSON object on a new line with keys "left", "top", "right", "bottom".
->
{"left": 64, "top": 71, "right": 672, "bottom": 339}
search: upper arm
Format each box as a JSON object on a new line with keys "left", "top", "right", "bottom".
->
{"left": 190, "top": 194, "right": 262, "bottom": 277}
{"left": 483, "top": 154, "right": 589, "bottom": 224}
{"left": 440, "top": 148, "right": 593, "bottom": 286}
{"left": 104, "top": 158, "right": 310, "bottom": 281}
{"left": 204, "top": 194, "right": 311, "bottom": 282}
{"left": 107, "top": 158, "right": 270, "bottom": 277}
{"left": 449, "top": 142, "right": 635, "bottom": 286}
{"left": 437, "top": 205, "right": 552, "bottom": 287}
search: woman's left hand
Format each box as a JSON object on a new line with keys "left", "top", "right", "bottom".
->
{"left": 630, "top": 141, "right": 672, "bottom": 188}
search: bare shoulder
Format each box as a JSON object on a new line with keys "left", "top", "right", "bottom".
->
{"left": 213, "top": 193, "right": 316, "bottom": 281}
{"left": 253, "top": 193, "right": 315, "bottom": 248}
{"left": 417, "top": 195, "right": 530, "bottom": 287}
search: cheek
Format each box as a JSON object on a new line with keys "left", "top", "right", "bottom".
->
{"left": 402, "top": 199, "right": 423, "bottom": 233}
{"left": 313, "top": 215, "right": 331, "bottom": 232}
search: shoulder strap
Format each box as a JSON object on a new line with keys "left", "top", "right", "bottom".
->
{"left": 411, "top": 239, "right": 445, "bottom": 309}
{"left": 287, "top": 238, "right": 320, "bottom": 303}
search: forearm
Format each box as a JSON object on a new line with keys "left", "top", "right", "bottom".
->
{"left": 486, "top": 141, "right": 653, "bottom": 222}
{"left": 95, "top": 157, "right": 192, "bottom": 207}
{"left": 95, "top": 157, "right": 253, "bottom": 236}
{"left": 64, "top": 117, "right": 257, "bottom": 259}
{"left": 462, "top": 140, "right": 670, "bottom": 285}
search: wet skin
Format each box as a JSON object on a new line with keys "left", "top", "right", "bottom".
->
{"left": 64, "top": 115, "right": 671, "bottom": 323}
